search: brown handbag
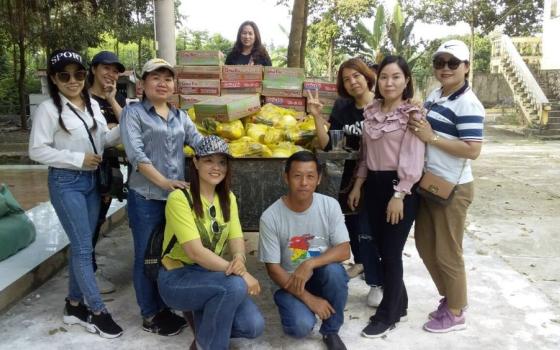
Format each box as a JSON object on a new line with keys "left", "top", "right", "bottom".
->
{"left": 416, "top": 161, "right": 467, "bottom": 206}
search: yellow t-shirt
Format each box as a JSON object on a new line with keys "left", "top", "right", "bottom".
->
{"left": 163, "top": 189, "right": 243, "bottom": 265}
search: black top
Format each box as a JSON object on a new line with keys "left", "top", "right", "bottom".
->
{"left": 225, "top": 51, "right": 272, "bottom": 66}
{"left": 91, "top": 93, "right": 127, "bottom": 125}
{"left": 325, "top": 97, "right": 364, "bottom": 151}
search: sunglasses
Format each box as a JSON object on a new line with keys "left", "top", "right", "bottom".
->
{"left": 55, "top": 70, "right": 87, "bottom": 83}
{"left": 208, "top": 205, "right": 219, "bottom": 234}
{"left": 433, "top": 57, "right": 464, "bottom": 70}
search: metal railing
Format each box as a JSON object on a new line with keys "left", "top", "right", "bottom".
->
{"left": 491, "top": 33, "right": 550, "bottom": 127}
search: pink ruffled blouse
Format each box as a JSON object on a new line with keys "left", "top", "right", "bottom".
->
{"left": 355, "top": 100, "right": 426, "bottom": 194}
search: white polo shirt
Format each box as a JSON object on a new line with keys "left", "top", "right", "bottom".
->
{"left": 424, "top": 82, "right": 485, "bottom": 184}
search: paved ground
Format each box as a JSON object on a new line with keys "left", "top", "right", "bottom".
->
{"left": 0, "top": 127, "right": 559, "bottom": 349}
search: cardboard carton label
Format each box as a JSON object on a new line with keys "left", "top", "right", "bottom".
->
{"left": 222, "top": 65, "right": 263, "bottom": 81}
{"left": 303, "top": 81, "right": 337, "bottom": 92}
{"left": 221, "top": 80, "right": 262, "bottom": 88}
{"left": 179, "top": 95, "right": 216, "bottom": 108}
{"left": 264, "top": 67, "right": 305, "bottom": 80}
{"left": 177, "top": 50, "right": 224, "bottom": 66}
{"left": 177, "top": 79, "right": 221, "bottom": 95}
{"left": 264, "top": 96, "right": 306, "bottom": 107}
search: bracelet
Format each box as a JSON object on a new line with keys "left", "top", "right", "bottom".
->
{"left": 233, "top": 253, "right": 246, "bottom": 263}
{"left": 429, "top": 134, "right": 440, "bottom": 144}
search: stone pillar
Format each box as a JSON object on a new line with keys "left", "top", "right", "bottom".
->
{"left": 154, "top": 0, "right": 176, "bottom": 65}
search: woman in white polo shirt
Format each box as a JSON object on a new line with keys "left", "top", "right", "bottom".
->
{"left": 408, "top": 40, "right": 485, "bottom": 333}
{"left": 29, "top": 49, "right": 123, "bottom": 338}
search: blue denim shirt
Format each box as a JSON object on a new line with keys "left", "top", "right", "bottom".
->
{"left": 120, "top": 99, "right": 203, "bottom": 200}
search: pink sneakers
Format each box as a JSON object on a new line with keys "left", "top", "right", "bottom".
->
{"left": 423, "top": 306, "right": 466, "bottom": 333}
{"left": 428, "top": 298, "right": 447, "bottom": 320}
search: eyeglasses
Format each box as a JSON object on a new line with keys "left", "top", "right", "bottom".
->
{"left": 55, "top": 70, "right": 87, "bottom": 83}
{"left": 208, "top": 205, "right": 219, "bottom": 234}
{"left": 433, "top": 57, "right": 464, "bottom": 70}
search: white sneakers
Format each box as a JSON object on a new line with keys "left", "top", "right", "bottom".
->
{"left": 95, "top": 271, "right": 116, "bottom": 294}
{"left": 367, "top": 286, "right": 383, "bottom": 307}
{"left": 346, "top": 263, "right": 364, "bottom": 279}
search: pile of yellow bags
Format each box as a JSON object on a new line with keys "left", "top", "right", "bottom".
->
{"left": 187, "top": 103, "right": 317, "bottom": 158}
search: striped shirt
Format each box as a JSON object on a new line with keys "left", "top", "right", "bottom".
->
{"left": 120, "top": 99, "right": 203, "bottom": 200}
{"left": 424, "top": 82, "right": 484, "bottom": 184}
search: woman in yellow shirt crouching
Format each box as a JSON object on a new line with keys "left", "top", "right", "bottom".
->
{"left": 158, "top": 135, "right": 264, "bottom": 350}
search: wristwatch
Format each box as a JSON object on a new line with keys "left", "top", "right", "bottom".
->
{"left": 393, "top": 191, "right": 405, "bottom": 199}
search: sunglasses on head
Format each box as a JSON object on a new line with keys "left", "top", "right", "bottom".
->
{"left": 433, "top": 57, "right": 464, "bottom": 70}
{"left": 208, "top": 205, "right": 219, "bottom": 234}
{"left": 55, "top": 70, "right": 87, "bottom": 83}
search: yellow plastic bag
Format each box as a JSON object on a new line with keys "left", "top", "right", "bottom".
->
{"left": 216, "top": 120, "right": 245, "bottom": 140}
{"left": 263, "top": 127, "right": 284, "bottom": 145}
{"left": 245, "top": 123, "right": 269, "bottom": 143}
{"left": 183, "top": 145, "right": 195, "bottom": 156}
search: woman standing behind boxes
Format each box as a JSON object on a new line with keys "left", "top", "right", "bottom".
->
{"left": 120, "top": 58, "right": 203, "bottom": 336}
{"left": 225, "top": 21, "right": 272, "bottom": 66}
{"left": 307, "top": 58, "right": 385, "bottom": 308}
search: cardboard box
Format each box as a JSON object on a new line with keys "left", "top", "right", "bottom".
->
{"left": 177, "top": 50, "right": 224, "bottom": 66}
{"left": 167, "top": 94, "right": 180, "bottom": 108}
{"left": 175, "top": 66, "right": 222, "bottom": 79}
{"left": 261, "top": 80, "right": 303, "bottom": 98}
{"left": 222, "top": 65, "right": 263, "bottom": 81}
{"left": 264, "top": 67, "right": 305, "bottom": 80}
{"left": 303, "top": 81, "right": 338, "bottom": 99}
{"left": 179, "top": 95, "right": 216, "bottom": 109}
{"left": 193, "top": 94, "right": 261, "bottom": 122}
{"left": 177, "top": 79, "right": 220, "bottom": 95}
{"left": 221, "top": 88, "right": 262, "bottom": 95}
{"left": 221, "top": 80, "right": 262, "bottom": 89}
{"left": 264, "top": 96, "right": 306, "bottom": 108}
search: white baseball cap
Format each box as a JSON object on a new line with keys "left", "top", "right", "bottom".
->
{"left": 433, "top": 40, "right": 470, "bottom": 62}
{"left": 141, "top": 58, "right": 176, "bottom": 78}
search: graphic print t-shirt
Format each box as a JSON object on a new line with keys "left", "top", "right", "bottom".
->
{"left": 258, "top": 193, "right": 349, "bottom": 273}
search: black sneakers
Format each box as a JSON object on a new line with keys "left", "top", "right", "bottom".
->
{"left": 86, "top": 311, "right": 124, "bottom": 339}
{"left": 361, "top": 319, "right": 396, "bottom": 338}
{"left": 322, "top": 333, "right": 348, "bottom": 350}
{"left": 142, "top": 308, "right": 188, "bottom": 336}
{"left": 62, "top": 299, "right": 89, "bottom": 328}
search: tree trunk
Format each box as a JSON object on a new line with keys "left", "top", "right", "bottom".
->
{"left": 287, "top": 0, "right": 307, "bottom": 67}
{"left": 137, "top": 38, "right": 142, "bottom": 68}
{"left": 327, "top": 38, "right": 334, "bottom": 81}
{"left": 16, "top": 0, "right": 27, "bottom": 129}
{"left": 469, "top": 23, "right": 475, "bottom": 85}
{"left": 298, "top": 0, "right": 309, "bottom": 69}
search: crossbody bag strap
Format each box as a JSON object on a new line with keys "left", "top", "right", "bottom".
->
{"left": 67, "top": 103, "right": 98, "bottom": 155}
{"left": 160, "top": 188, "right": 195, "bottom": 257}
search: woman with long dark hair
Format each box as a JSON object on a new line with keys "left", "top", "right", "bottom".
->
{"left": 29, "top": 49, "right": 123, "bottom": 338}
{"left": 158, "top": 135, "right": 264, "bottom": 350}
{"left": 347, "top": 55, "right": 425, "bottom": 338}
{"left": 225, "top": 20, "right": 272, "bottom": 66}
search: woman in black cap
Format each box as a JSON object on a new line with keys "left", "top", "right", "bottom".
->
{"left": 29, "top": 49, "right": 123, "bottom": 338}
{"left": 87, "top": 51, "right": 127, "bottom": 294}
{"left": 87, "top": 51, "right": 126, "bottom": 294}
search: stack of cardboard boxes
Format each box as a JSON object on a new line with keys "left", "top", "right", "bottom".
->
{"left": 303, "top": 80, "right": 338, "bottom": 120}
{"left": 176, "top": 50, "right": 223, "bottom": 109}
{"left": 221, "top": 66, "right": 263, "bottom": 95}
{"left": 261, "top": 67, "right": 306, "bottom": 117}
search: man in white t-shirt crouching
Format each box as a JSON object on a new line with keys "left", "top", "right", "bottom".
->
{"left": 258, "top": 151, "right": 350, "bottom": 350}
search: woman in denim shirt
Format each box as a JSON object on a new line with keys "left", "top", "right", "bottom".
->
{"left": 120, "top": 58, "right": 203, "bottom": 336}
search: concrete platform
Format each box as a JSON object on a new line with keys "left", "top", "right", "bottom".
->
{"left": 0, "top": 221, "right": 558, "bottom": 350}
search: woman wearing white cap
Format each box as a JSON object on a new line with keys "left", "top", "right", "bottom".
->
{"left": 29, "top": 49, "right": 123, "bottom": 338}
{"left": 158, "top": 135, "right": 264, "bottom": 350}
{"left": 408, "top": 39, "right": 485, "bottom": 333}
{"left": 120, "top": 58, "right": 204, "bottom": 336}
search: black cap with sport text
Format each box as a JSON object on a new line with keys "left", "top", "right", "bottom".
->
{"left": 48, "top": 49, "right": 86, "bottom": 73}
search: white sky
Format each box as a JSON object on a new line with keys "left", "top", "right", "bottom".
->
{"left": 178, "top": 0, "right": 471, "bottom": 48}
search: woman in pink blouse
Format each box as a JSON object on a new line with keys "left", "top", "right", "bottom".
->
{"left": 347, "top": 55, "right": 425, "bottom": 338}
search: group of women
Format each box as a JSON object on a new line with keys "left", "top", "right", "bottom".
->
{"left": 308, "top": 39, "right": 484, "bottom": 338}
{"left": 28, "top": 14, "right": 482, "bottom": 348}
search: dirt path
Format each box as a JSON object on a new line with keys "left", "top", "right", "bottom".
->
{"left": 468, "top": 127, "right": 560, "bottom": 308}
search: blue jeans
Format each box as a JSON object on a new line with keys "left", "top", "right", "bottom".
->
{"left": 48, "top": 168, "right": 103, "bottom": 312}
{"left": 273, "top": 263, "right": 348, "bottom": 338}
{"left": 127, "top": 189, "right": 166, "bottom": 317}
{"left": 158, "top": 264, "right": 265, "bottom": 350}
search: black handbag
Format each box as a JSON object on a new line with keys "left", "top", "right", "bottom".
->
{"left": 67, "top": 103, "right": 125, "bottom": 199}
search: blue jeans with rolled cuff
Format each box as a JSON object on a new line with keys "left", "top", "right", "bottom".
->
{"left": 48, "top": 167, "right": 104, "bottom": 312}
{"left": 127, "top": 188, "right": 167, "bottom": 318}
{"left": 158, "top": 264, "right": 265, "bottom": 350}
